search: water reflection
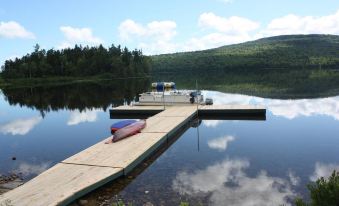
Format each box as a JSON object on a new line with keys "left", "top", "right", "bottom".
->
{"left": 0, "top": 78, "right": 150, "bottom": 115}
{"left": 172, "top": 158, "right": 295, "bottom": 206}
{"left": 203, "top": 120, "right": 223, "bottom": 128}
{"left": 207, "top": 135, "right": 235, "bottom": 151}
{"left": 14, "top": 162, "right": 51, "bottom": 177}
{"left": 1, "top": 83, "right": 339, "bottom": 204}
{"left": 204, "top": 91, "right": 339, "bottom": 120}
{"left": 310, "top": 162, "right": 339, "bottom": 181}
{"left": 287, "top": 170, "right": 300, "bottom": 186}
{"left": 0, "top": 116, "right": 42, "bottom": 135}
{"left": 2, "top": 82, "right": 339, "bottom": 121}
{"left": 67, "top": 109, "right": 100, "bottom": 126}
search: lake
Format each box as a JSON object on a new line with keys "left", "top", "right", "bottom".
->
{"left": 1, "top": 80, "right": 339, "bottom": 206}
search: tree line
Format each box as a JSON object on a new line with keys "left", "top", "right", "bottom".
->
{"left": 1, "top": 44, "right": 151, "bottom": 79}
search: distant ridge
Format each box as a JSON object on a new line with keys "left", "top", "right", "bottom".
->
{"left": 151, "top": 34, "right": 339, "bottom": 72}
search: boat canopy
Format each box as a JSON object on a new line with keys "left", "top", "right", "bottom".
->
{"left": 151, "top": 82, "right": 176, "bottom": 91}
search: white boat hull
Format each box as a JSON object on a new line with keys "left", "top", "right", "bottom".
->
{"left": 138, "top": 91, "right": 204, "bottom": 105}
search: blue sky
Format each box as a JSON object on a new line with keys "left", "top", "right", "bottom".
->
{"left": 1, "top": 0, "right": 339, "bottom": 66}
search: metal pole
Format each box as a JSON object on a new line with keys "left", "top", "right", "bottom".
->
{"left": 163, "top": 82, "right": 165, "bottom": 110}
{"left": 195, "top": 79, "right": 200, "bottom": 152}
{"left": 196, "top": 80, "right": 199, "bottom": 110}
{"left": 197, "top": 119, "right": 200, "bottom": 152}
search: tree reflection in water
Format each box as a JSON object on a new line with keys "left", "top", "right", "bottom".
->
{"left": 1, "top": 78, "right": 150, "bottom": 117}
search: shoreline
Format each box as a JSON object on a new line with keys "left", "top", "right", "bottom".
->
{"left": 0, "top": 75, "right": 151, "bottom": 89}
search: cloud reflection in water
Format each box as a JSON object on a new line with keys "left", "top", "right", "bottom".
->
{"left": 208, "top": 135, "right": 235, "bottom": 151}
{"left": 172, "top": 158, "right": 295, "bottom": 206}
{"left": 203, "top": 120, "right": 223, "bottom": 128}
{"left": 67, "top": 109, "right": 100, "bottom": 126}
{"left": 203, "top": 91, "right": 339, "bottom": 120}
{"left": 310, "top": 162, "right": 339, "bottom": 181}
{"left": 0, "top": 116, "right": 42, "bottom": 135}
{"left": 287, "top": 170, "right": 300, "bottom": 186}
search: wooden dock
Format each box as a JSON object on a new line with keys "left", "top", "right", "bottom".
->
{"left": 0, "top": 105, "right": 265, "bottom": 206}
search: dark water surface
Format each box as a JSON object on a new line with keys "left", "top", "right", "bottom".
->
{"left": 1, "top": 81, "right": 339, "bottom": 206}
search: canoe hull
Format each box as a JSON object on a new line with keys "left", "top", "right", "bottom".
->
{"left": 113, "top": 120, "right": 146, "bottom": 142}
{"left": 111, "top": 120, "right": 137, "bottom": 134}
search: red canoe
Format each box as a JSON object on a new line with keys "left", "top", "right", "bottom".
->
{"left": 108, "top": 120, "right": 146, "bottom": 143}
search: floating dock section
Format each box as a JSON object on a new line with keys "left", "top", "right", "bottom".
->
{"left": 0, "top": 105, "right": 265, "bottom": 206}
{"left": 110, "top": 105, "right": 266, "bottom": 120}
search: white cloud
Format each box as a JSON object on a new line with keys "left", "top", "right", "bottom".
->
{"left": 119, "top": 9, "right": 339, "bottom": 54}
{"left": 310, "top": 162, "right": 339, "bottom": 181}
{"left": 194, "top": 10, "right": 339, "bottom": 50}
{"left": 198, "top": 12, "right": 260, "bottom": 35}
{"left": 138, "top": 40, "right": 177, "bottom": 55}
{"left": 0, "top": 116, "right": 42, "bottom": 135}
{"left": 172, "top": 158, "right": 295, "bottom": 206}
{"left": 119, "top": 19, "right": 177, "bottom": 41}
{"left": 177, "top": 12, "right": 251, "bottom": 51}
{"left": 259, "top": 10, "right": 339, "bottom": 37}
{"left": 60, "top": 26, "right": 102, "bottom": 44}
{"left": 119, "top": 19, "right": 146, "bottom": 41}
{"left": 118, "top": 16, "right": 257, "bottom": 53}
{"left": 0, "top": 54, "right": 20, "bottom": 67}
{"left": 115, "top": 9, "right": 339, "bottom": 54}
{"left": 208, "top": 135, "right": 235, "bottom": 151}
{"left": 0, "top": 21, "right": 35, "bottom": 39}
{"left": 6, "top": 54, "right": 20, "bottom": 61}
{"left": 57, "top": 42, "right": 73, "bottom": 50}
{"left": 59, "top": 26, "right": 103, "bottom": 48}
{"left": 183, "top": 32, "right": 252, "bottom": 51}
{"left": 118, "top": 19, "right": 177, "bottom": 54}
{"left": 67, "top": 109, "right": 99, "bottom": 126}
{"left": 118, "top": 13, "right": 259, "bottom": 53}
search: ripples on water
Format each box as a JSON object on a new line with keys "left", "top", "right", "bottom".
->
{"left": 1, "top": 86, "right": 339, "bottom": 205}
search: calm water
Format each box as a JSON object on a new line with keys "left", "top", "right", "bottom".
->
{"left": 1, "top": 81, "right": 339, "bottom": 206}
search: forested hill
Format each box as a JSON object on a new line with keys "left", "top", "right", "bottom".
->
{"left": 1, "top": 44, "right": 151, "bottom": 79}
{"left": 152, "top": 34, "right": 339, "bottom": 72}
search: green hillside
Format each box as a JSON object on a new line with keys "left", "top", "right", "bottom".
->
{"left": 152, "top": 34, "right": 339, "bottom": 72}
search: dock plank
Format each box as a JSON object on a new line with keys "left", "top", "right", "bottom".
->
{"left": 62, "top": 132, "right": 167, "bottom": 169}
{"left": 155, "top": 106, "right": 197, "bottom": 117}
{"left": 142, "top": 116, "right": 188, "bottom": 133}
{"left": 0, "top": 164, "right": 122, "bottom": 206}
